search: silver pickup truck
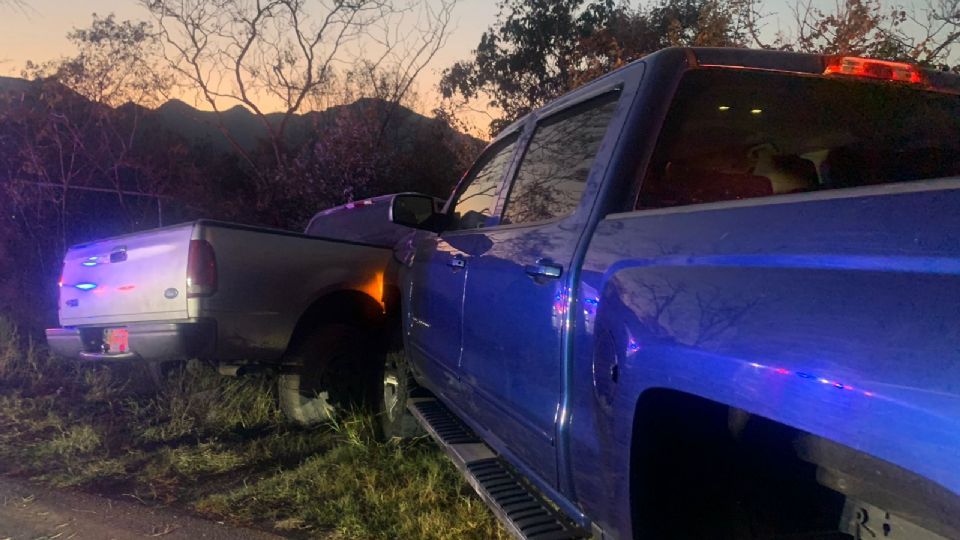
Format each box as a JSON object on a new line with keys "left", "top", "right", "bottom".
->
{"left": 45, "top": 194, "right": 438, "bottom": 432}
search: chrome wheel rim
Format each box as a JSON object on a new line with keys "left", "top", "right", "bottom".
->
{"left": 383, "top": 368, "right": 400, "bottom": 422}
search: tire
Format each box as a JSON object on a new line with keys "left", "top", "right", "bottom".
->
{"left": 93, "top": 359, "right": 180, "bottom": 396}
{"left": 377, "top": 349, "right": 423, "bottom": 440}
{"left": 278, "top": 324, "right": 377, "bottom": 426}
{"left": 145, "top": 359, "right": 187, "bottom": 390}
{"left": 631, "top": 393, "right": 848, "bottom": 539}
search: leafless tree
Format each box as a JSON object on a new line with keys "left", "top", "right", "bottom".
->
{"left": 735, "top": 0, "right": 959, "bottom": 68}
{"left": 11, "top": 15, "right": 179, "bottom": 241}
{"left": 142, "top": 0, "right": 456, "bottom": 212}
{"left": 892, "top": 0, "right": 960, "bottom": 66}
{"left": 0, "top": 1, "right": 26, "bottom": 12}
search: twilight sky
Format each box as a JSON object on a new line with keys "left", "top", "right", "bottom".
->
{"left": 0, "top": 0, "right": 940, "bottom": 123}
{"left": 0, "top": 0, "right": 499, "bottom": 114}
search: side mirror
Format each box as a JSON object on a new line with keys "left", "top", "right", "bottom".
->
{"left": 389, "top": 193, "right": 446, "bottom": 232}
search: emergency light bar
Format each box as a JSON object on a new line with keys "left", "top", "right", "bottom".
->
{"left": 824, "top": 56, "right": 925, "bottom": 84}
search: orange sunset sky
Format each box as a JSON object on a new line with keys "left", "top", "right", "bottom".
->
{"left": 0, "top": 0, "right": 500, "bottom": 124}
{"left": 0, "top": 0, "right": 939, "bottom": 130}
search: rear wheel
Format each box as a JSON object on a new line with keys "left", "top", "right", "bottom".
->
{"left": 632, "top": 391, "right": 847, "bottom": 539}
{"left": 278, "top": 324, "right": 376, "bottom": 426}
{"left": 145, "top": 359, "right": 187, "bottom": 390}
{"left": 90, "top": 359, "right": 182, "bottom": 396}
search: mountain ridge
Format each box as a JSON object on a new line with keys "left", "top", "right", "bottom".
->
{"left": 0, "top": 76, "right": 479, "bottom": 154}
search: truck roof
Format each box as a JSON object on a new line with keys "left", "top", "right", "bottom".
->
{"left": 488, "top": 46, "right": 960, "bottom": 146}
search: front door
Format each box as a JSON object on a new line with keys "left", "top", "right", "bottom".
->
{"left": 403, "top": 134, "right": 520, "bottom": 399}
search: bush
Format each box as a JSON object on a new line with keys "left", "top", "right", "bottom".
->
{"left": 0, "top": 315, "right": 19, "bottom": 378}
{"left": 0, "top": 314, "right": 68, "bottom": 391}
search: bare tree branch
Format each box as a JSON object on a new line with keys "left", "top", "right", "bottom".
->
{"left": 141, "top": 0, "right": 458, "bottom": 217}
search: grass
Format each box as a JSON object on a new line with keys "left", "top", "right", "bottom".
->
{"left": 0, "top": 316, "right": 506, "bottom": 539}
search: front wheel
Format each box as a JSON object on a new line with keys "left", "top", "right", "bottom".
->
{"left": 377, "top": 350, "right": 422, "bottom": 440}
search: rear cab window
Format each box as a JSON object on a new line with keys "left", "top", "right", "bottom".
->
{"left": 638, "top": 69, "right": 960, "bottom": 209}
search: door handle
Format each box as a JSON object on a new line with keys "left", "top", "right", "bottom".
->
{"left": 110, "top": 246, "right": 128, "bottom": 263}
{"left": 447, "top": 256, "right": 466, "bottom": 269}
{"left": 524, "top": 259, "right": 563, "bottom": 279}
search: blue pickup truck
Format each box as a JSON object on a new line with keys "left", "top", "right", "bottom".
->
{"left": 385, "top": 48, "right": 960, "bottom": 539}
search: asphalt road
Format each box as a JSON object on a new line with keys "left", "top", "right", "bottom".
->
{"left": 0, "top": 476, "right": 285, "bottom": 540}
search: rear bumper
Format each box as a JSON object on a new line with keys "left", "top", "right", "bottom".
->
{"left": 45, "top": 321, "right": 216, "bottom": 362}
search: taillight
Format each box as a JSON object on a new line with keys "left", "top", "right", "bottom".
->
{"left": 187, "top": 239, "right": 217, "bottom": 297}
{"left": 824, "top": 56, "right": 925, "bottom": 84}
{"left": 344, "top": 200, "right": 375, "bottom": 210}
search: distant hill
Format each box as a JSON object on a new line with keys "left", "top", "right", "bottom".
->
{"left": 0, "top": 76, "right": 482, "bottom": 155}
{"left": 0, "top": 76, "right": 32, "bottom": 94}
{"left": 153, "top": 99, "right": 271, "bottom": 152}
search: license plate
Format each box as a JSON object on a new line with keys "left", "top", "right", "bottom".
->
{"left": 103, "top": 328, "right": 129, "bottom": 354}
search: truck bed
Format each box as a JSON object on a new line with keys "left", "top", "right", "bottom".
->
{"left": 50, "top": 219, "right": 393, "bottom": 363}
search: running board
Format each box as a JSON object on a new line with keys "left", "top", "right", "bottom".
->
{"left": 408, "top": 397, "right": 589, "bottom": 540}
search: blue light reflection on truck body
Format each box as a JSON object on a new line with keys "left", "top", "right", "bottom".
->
{"left": 571, "top": 181, "right": 960, "bottom": 536}
{"left": 746, "top": 360, "right": 873, "bottom": 397}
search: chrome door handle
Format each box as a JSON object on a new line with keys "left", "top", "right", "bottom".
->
{"left": 524, "top": 259, "right": 562, "bottom": 279}
{"left": 447, "top": 256, "right": 465, "bottom": 269}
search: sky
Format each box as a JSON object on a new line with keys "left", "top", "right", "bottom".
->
{"left": 0, "top": 0, "right": 945, "bottom": 129}
{"left": 0, "top": 0, "right": 500, "bottom": 115}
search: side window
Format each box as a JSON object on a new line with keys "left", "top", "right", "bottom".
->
{"left": 448, "top": 135, "right": 518, "bottom": 231}
{"left": 502, "top": 92, "right": 620, "bottom": 225}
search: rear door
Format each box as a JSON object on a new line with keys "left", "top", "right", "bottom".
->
{"left": 59, "top": 223, "right": 194, "bottom": 326}
{"left": 404, "top": 135, "right": 520, "bottom": 397}
{"left": 457, "top": 91, "right": 623, "bottom": 487}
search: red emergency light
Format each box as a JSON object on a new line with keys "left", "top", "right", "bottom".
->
{"left": 824, "top": 56, "right": 925, "bottom": 84}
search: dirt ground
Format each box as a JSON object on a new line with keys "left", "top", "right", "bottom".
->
{"left": 0, "top": 476, "right": 285, "bottom": 540}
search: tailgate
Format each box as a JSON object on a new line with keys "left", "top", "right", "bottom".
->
{"left": 59, "top": 222, "right": 196, "bottom": 326}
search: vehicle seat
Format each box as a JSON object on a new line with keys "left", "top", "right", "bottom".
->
{"left": 887, "top": 147, "right": 960, "bottom": 182}
{"left": 639, "top": 162, "right": 774, "bottom": 207}
{"left": 765, "top": 154, "right": 820, "bottom": 193}
{"left": 820, "top": 147, "right": 875, "bottom": 188}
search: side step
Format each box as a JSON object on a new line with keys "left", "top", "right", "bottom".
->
{"left": 408, "top": 397, "right": 589, "bottom": 540}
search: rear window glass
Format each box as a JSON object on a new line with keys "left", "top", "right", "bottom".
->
{"left": 638, "top": 69, "right": 960, "bottom": 209}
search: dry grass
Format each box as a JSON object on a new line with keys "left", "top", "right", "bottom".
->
{"left": 0, "top": 315, "right": 506, "bottom": 539}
